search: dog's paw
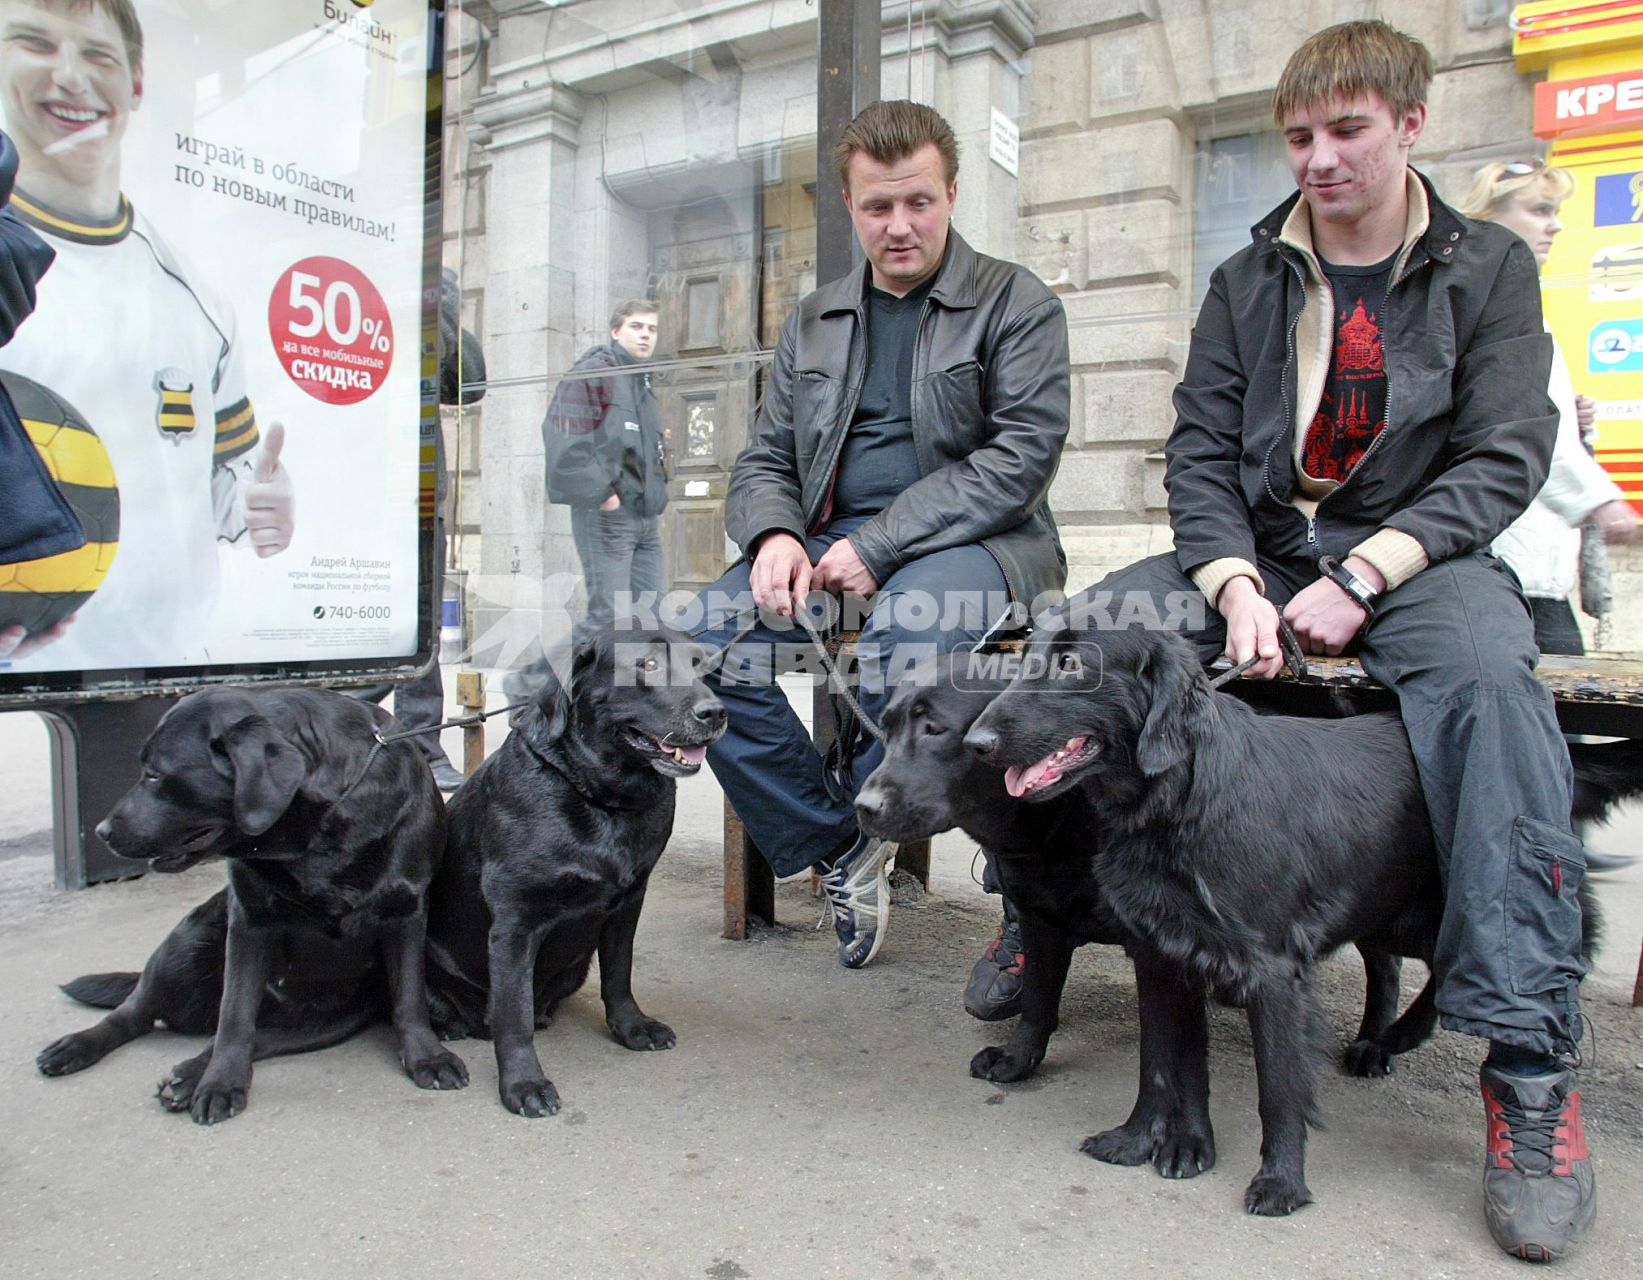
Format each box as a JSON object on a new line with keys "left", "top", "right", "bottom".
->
{"left": 407, "top": 1046, "right": 469, "bottom": 1091}
{"left": 1080, "top": 1123, "right": 1156, "bottom": 1168}
{"left": 156, "top": 1055, "right": 209, "bottom": 1113}
{"left": 1243, "top": 1171, "right": 1312, "bottom": 1217}
{"left": 969, "top": 1045, "right": 1041, "bottom": 1083}
{"left": 37, "top": 1033, "right": 102, "bottom": 1077}
{"left": 610, "top": 1017, "right": 675, "bottom": 1051}
{"left": 1153, "top": 1126, "right": 1216, "bottom": 1180}
{"left": 186, "top": 1078, "right": 248, "bottom": 1126}
{"left": 499, "top": 1075, "right": 561, "bottom": 1118}
{"left": 1343, "top": 1037, "right": 1394, "bottom": 1078}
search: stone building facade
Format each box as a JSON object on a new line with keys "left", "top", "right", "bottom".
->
{"left": 439, "top": 1, "right": 1640, "bottom": 662}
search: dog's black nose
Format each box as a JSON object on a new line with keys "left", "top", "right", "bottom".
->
{"left": 692, "top": 699, "right": 726, "bottom": 731}
{"left": 964, "top": 726, "right": 999, "bottom": 758}
{"left": 854, "top": 788, "right": 883, "bottom": 821}
{"left": 94, "top": 818, "right": 112, "bottom": 843}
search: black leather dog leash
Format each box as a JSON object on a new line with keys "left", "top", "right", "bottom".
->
{"left": 1209, "top": 618, "right": 1309, "bottom": 689}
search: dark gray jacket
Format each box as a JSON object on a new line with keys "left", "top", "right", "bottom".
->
{"left": 726, "top": 230, "right": 1070, "bottom": 607}
{"left": 1167, "top": 170, "right": 1555, "bottom": 587}
{"left": 543, "top": 343, "right": 668, "bottom": 516}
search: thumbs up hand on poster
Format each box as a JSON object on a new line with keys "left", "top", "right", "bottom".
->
{"left": 245, "top": 421, "right": 295, "bottom": 558}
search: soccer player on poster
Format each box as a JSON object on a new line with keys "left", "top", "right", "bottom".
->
{"left": 0, "top": 0, "right": 294, "bottom": 668}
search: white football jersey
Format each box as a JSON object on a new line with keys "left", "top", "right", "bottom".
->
{"left": 2, "top": 192, "right": 258, "bottom": 672}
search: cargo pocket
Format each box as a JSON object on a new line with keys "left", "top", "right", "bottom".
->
{"left": 1505, "top": 815, "right": 1586, "bottom": 997}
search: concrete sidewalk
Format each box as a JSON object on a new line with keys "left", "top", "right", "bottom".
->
{"left": 2, "top": 683, "right": 1642, "bottom": 1280}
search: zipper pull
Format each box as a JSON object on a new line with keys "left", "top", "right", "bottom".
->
{"left": 1306, "top": 514, "right": 1319, "bottom": 551}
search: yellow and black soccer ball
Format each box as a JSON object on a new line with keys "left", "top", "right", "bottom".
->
{"left": 0, "top": 372, "right": 119, "bottom": 636}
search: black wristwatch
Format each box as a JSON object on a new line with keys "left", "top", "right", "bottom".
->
{"left": 1317, "top": 555, "right": 1379, "bottom": 617}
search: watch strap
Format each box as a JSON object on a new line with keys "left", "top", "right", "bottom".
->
{"left": 1317, "top": 554, "right": 1378, "bottom": 616}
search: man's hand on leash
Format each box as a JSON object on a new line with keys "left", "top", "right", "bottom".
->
{"left": 1219, "top": 576, "right": 1285, "bottom": 679}
{"left": 245, "top": 422, "right": 295, "bottom": 558}
{"left": 750, "top": 532, "right": 812, "bottom": 617}
{"left": 811, "top": 535, "right": 878, "bottom": 598}
{"left": 1284, "top": 556, "right": 1383, "bottom": 655}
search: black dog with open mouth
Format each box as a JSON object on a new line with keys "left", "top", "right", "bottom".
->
{"left": 854, "top": 654, "right": 1440, "bottom": 1181}
{"left": 965, "top": 626, "right": 1618, "bottom": 1216}
{"left": 36, "top": 687, "right": 467, "bottom": 1123}
{"left": 424, "top": 623, "right": 726, "bottom": 1117}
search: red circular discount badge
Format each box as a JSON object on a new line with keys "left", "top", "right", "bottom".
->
{"left": 268, "top": 256, "right": 393, "bottom": 405}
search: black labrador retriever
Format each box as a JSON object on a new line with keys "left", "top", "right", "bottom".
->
{"left": 854, "top": 656, "right": 1430, "bottom": 1182}
{"left": 424, "top": 623, "right": 726, "bottom": 1117}
{"left": 36, "top": 687, "right": 467, "bottom": 1123}
{"left": 964, "top": 627, "right": 1625, "bottom": 1215}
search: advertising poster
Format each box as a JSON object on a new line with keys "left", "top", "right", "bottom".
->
{"left": 0, "top": 0, "right": 434, "bottom": 687}
{"left": 1542, "top": 151, "right": 1643, "bottom": 509}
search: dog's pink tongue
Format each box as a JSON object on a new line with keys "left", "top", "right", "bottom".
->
{"left": 678, "top": 743, "right": 707, "bottom": 766}
{"left": 1005, "top": 756, "right": 1056, "bottom": 798}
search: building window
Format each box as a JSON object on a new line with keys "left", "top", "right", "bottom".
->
{"left": 1191, "top": 131, "right": 1295, "bottom": 306}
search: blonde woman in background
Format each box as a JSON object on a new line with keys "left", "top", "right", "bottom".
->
{"left": 1459, "top": 159, "right": 1639, "bottom": 653}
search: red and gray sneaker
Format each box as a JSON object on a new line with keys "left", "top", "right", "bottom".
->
{"left": 963, "top": 911, "right": 1024, "bottom": 1021}
{"left": 1479, "top": 1063, "right": 1595, "bottom": 1262}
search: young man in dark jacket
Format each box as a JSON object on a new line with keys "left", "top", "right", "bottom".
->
{"left": 688, "top": 101, "right": 1070, "bottom": 969}
{"left": 1061, "top": 21, "right": 1591, "bottom": 1261}
{"left": 544, "top": 299, "right": 668, "bottom": 646}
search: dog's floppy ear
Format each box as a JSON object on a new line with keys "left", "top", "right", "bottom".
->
{"left": 1134, "top": 633, "right": 1208, "bottom": 777}
{"left": 212, "top": 715, "right": 308, "bottom": 835}
{"left": 519, "top": 638, "right": 598, "bottom": 753}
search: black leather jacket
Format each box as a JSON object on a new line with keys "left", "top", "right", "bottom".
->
{"left": 726, "top": 230, "right": 1070, "bottom": 607}
{"left": 1168, "top": 171, "right": 1555, "bottom": 587}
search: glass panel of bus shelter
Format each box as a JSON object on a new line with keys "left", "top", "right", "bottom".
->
{"left": 0, "top": 0, "right": 441, "bottom": 704}
{"left": 442, "top": 3, "right": 1641, "bottom": 666}
{"left": 442, "top": 1, "right": 819, "bottom": 681}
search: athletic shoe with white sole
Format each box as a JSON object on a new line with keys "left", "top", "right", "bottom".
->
{"left": 814, "top": 832, "right": 896, "bottom": 969}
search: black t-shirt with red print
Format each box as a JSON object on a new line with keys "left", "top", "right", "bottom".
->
{"left": 1301, "top": 249, "right": 1399, "bottom": 486}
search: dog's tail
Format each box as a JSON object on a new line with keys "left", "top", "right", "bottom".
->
{"left": 60, "top": 972, "right": 140, "bottom": 1009}
{"left": 1569, "top": 738, "right": 1643, "bottom": 826}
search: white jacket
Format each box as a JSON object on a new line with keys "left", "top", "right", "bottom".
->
{"left": 1491, "top": 334, "right": 1624, "bottom": 600}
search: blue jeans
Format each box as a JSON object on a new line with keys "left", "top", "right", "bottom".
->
{"left": 570, "top": 503, "right": 666, "bottom": 647}
{"left": 689, "top": 517, "right": 1010, "bottom": 877}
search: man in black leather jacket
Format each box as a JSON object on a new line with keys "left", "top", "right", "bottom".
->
{"left": 689, "top": 100, "right": 1070, "bottom": 970}
{"left": 1061, "top": 22, "right": 1592, "bottom": 1261}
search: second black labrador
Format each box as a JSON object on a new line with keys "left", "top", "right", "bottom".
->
{"left": 965, "top": 627, "right": 1624, "bottom": 1216}
{"left": 35, "top": 687, "right": 467, "bottom": 1123}
{"left": 424, "top": 624, "right": 726, "bottom": 1117}
{"left": 853, "top": 655, "right": 1425, "bottom": 1181}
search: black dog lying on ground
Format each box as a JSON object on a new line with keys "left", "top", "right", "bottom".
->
{"left": 855, "top": 658, "right": 1436, "bottom": 1181}
{"left": 964, "top": 627, "right": 1630, "bottom": 1215}
{"left": 424, "top": 624, "right": 725, "bottom": 1117}
{"left": 36, "top": 688, "right": 467, "bottom": 1123}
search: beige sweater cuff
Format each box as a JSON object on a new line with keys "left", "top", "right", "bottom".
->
{"left": 1348, "top": 528, "right": 1429, "bottom": 591}
{"left": 1190, "top": 557, "right": 1265, "bottom": 609}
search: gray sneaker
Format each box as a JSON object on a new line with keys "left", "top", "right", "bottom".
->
{"left": 815, "top": 833, "right": 896, "bottom": 969}
{"left": 1480, "top": 1062, "right": 1595, "bottom": 1262}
